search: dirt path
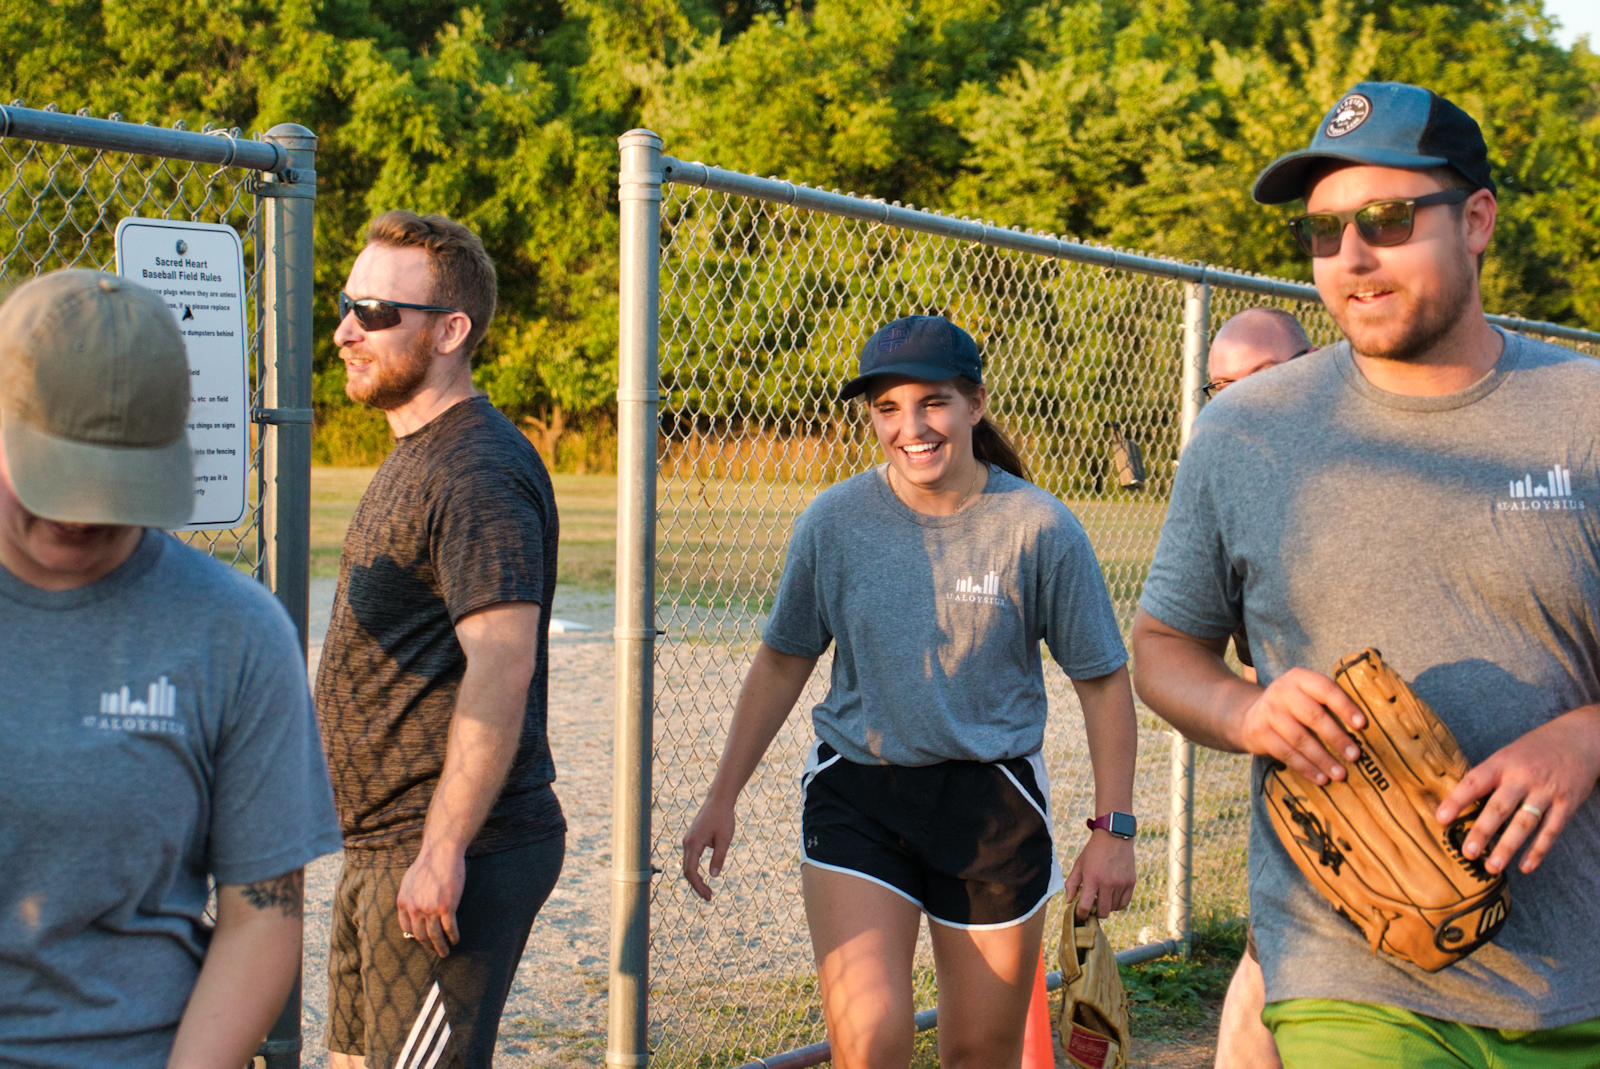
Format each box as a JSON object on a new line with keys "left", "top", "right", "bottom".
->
{"left": 301, "top": 579, "right": 1218, "bottom": 1067}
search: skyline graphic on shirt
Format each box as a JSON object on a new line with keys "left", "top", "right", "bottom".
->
{"left": 955, "top": 570, "right": 1000, "bottom": 597}
{"left": 99, "top": 676, "right": 178, "bottom": 719}
{"left": 1508, "top": 463, "right": 1573, "bottom": 500}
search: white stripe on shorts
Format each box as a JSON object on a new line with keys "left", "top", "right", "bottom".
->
{"left": 800, "top": 737, "right": 843, "bottom": 793}
{"left": 396, "top": 981, "right": 449, "bottom": 1069}
{"left": 420, "top": 1021, "right": 453, "bottom": 1069}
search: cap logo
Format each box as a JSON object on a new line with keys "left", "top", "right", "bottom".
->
{"left": 877, "top": 323, "right": 910, "bottom": 354}
{"left": 1325, "top": 94, "right": 1372, "bottom": 138}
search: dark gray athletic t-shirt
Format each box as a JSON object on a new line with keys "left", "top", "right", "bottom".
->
{"left": 1140, "top": 330, "right": 1600, "bottom": 1029}
{"left": 316, "top": 395, "right": 565, "bottom": 859}
{"left": 764, "top": 465, "right": 1127, "bottom": 766}
{"left": 0, "top": 531, "right": 342, "bottom": 1067}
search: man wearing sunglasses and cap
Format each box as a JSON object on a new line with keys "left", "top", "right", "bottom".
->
{"left": 317, "top": 211, "right": 565, "bottom": 1069}
{"left": 0, "top": 270, "right": 341, "bottom": 1067}
{"left": 1133, "top": 83, "right": 1600, "bottom": 1064}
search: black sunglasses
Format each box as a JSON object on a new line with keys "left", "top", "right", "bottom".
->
{"left": 1201, "top": 347, "right": 1315, "bottom": 399}
{"left": 1286, "top": 190, "right": 1471, "bottom": 258}
{"left": 338, "top": 291, "right": 467, "bottom": 331}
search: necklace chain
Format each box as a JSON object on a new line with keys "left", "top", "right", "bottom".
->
{"left": 889, "top": 461, "right": 982, "bottom": 513}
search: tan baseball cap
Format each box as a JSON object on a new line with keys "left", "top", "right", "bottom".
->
{"left": 0, "top": 269, "right": 193, "bottom": 527}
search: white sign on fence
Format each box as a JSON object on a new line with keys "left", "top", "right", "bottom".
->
{"left": 114, "top": 218, "right": 249, "bottom": 530}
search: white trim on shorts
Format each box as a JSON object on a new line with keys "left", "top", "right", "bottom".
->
{"left": 800, "top": 737, "right": 843, "bottom": 791}
{"left": 797, "top": 739, "right": 1065, "bottom": 931}
{"left": 395, "top": 981, "right": 453, "bottom": 1069}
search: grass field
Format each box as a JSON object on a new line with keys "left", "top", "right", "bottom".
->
{"left": 311, "top": 467, "right": 618, "bottom": 586}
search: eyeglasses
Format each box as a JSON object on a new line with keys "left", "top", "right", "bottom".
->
{"left": 338, "top": 291, "right": 466, "bottom": 331}
{"left": 1286, "top": 190, "right": 1471, "bottom": 258}
{"left": 1200, "top": 347, "right": 1315, "bottom": 399}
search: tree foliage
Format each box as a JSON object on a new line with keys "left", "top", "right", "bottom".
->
{"left": 5, "top": 0, "right": 1596, "bottom": 432}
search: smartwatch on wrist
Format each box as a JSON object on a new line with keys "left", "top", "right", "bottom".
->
{"left": 1086, "top": 811, "right": 1137, "bottom": 840}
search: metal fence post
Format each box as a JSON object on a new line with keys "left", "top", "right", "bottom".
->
{"left": 258, "top": 123, "right": 317, "bottom": 653}
{"left": 611, "top": 128, "right": 663, "bottom": 1069}
{"left": 257, "top": 122, "right": 317, "bottom": 1069}
{"left": 1167, "top": 281, "right": 1209, "bottom": 950}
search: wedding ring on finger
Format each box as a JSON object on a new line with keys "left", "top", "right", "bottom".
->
{"left": 1520, "top": 802, "right": 1544, "bottom": 820}
{"left": 402, "top": 931, "right": 415, "bottom": 939}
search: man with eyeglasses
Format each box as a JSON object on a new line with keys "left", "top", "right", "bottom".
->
{"left": 1133, "top": 82, "right": 1600, "bottom": 1065}
{"left": 1202, "top": 308, "right": 1314, "bottom": 402}
{"left": 1198, "top": 304, "right": 1316, "bottom": 1069}
{"left": 317, "top": 211, "right": 565, "bottom": 1069}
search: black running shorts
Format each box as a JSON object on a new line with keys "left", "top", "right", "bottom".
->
{"left": 325, "top": 834, "right": 564, "bottom": 1069}
{"left": 800, "top": 740, "right": 1062, "bottom": 928}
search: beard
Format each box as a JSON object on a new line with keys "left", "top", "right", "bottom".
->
{"left": 1331, "top": 253, "right": 1476, "bottom": 364}
{"left": 344, "top": 330, "right": 432, "bottom": 410}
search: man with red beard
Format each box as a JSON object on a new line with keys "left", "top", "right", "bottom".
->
{"left": 1133, "top": 83, "right": 1600, "bottom": 1063}
{"left": 316, "top": 211, "right": 565, "bottom": 1069}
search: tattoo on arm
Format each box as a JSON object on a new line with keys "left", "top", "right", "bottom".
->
{"left": 238, "top": 870, "right": 305, "bottom": 919}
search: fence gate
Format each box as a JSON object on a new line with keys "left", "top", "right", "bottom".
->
{"left": 0, "top": 102, "right": 317, "bottom": 1068}
{"left": 610, "top": 127, "right": 1600, "bottom": 1069}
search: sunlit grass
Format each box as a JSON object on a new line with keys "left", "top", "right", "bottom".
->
{"left": 310, "top": 467, "right": 619, "bottom": 588}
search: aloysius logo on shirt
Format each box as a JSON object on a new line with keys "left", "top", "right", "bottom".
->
{"left": 84, "top": 676, "right": 187, "bottom": 736}
{"left": 1497, "top": 462, "right": 1587, "bottom": 513}
{"left": 946, "top": 568, "right": 1007, "bottom": 606}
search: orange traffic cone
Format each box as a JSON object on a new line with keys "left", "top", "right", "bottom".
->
{"left": 1022, "top": 946, "right": 1054, "bottom": 1069}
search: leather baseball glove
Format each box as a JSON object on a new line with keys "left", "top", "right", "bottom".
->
{"left": 1263, "top": 648, "right": 1511, "bottom": 972}
{"left": 1055, "top": 896, "right": 1129, "bottom": 1069}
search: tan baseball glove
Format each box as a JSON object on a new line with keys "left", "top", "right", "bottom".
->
{"left": 1263, "top": 648, "right": 1511, "bottom": 972}
{"left": 1055, "top": 896, "right": 1129, "bottom": 1069}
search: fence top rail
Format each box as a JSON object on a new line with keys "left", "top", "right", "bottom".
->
{"left": 653, "top": 146, "right": 1600, "bottom": 348}
{"left": 0, "top": 103, "right": 292, "bottom": 175}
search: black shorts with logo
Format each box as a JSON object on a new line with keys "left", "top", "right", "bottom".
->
{"left": 800, "top": 740, "right": 1063, "bottom": 928}
{"left": 325, "top": 834, "right": 564, "bottom": 1069}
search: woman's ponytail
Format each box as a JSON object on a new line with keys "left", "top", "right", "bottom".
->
{"left": 954, "top": 376, "right": 1028, "bottom": 480}
{"left": 972, "top": 416, "right": 1028, "bottom": 480}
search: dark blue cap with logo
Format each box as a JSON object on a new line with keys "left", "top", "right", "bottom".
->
{"left": 837, "top": 315, "right": 983, "bottom": 400}
{"left": 1253, "top": 82, "right": 1495, "bottom": 205}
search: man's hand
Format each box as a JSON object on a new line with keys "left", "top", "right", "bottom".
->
{"left": 398, "top": 845, "right": 466, "bottom": 957}
{"left": 1437, "top": 704, "right": 1600, "bottom": 876}
{"left": 1237, "top": 668, "right": 1366, "bottom": 785}
{"left": 1064, "top": 832, "right": 1136, "bottom": 919}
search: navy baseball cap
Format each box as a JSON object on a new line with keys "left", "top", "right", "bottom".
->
{"left": 837, "top": 315, "right": 982, "bottom": 401}
{"left": 1253, "top": 82, "right": 1495, "bottom": 205}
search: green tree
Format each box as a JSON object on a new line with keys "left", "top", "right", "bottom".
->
{"left": 3, "top": 0, "right": 1596, "bottom": 465}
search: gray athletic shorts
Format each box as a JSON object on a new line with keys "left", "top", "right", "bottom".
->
{"left": 325, "top": 834, "right": 564, "bottom": 1069}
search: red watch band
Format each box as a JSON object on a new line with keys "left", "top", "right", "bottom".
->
{"left": 1086, "top": 811, "right": 1137, "bottom": 839}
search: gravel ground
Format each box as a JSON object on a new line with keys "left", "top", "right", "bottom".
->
{"left": 302, "top": 580, "right": 617, "bottom": 1068}
{"left": 298, "top": 581, "right": 1230, "bottom": 1067}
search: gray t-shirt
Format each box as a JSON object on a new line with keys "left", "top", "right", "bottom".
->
{"left": 0, "top": 531, "right": 343, "bottom": 1067}
{"left": 764, "top": 465, "right": 1127, "bottom": 766}
{"left": 1140, "top": 329, "right": 1600, "bottom": 1029}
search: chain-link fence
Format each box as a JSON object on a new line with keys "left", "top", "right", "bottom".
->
{"left": 0, "top": 107, "right": 266, "bottom": 568}
{"left": 0, "top": 102, "right": 316, "bottom": 1069}
{"left": 0, "top": 105, "right": 317, "bottom": 624}
{"left": 612, "top": 130, "right": 1600, "bottom": 1068}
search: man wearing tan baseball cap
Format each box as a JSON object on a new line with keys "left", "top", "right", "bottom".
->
{"left": 0, "top": 268, "right": 341, "bottom": 1069}
{"left": 0, "top": 269, "right": 194, "bottom": 531}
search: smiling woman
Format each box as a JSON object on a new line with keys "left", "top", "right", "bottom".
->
{"left": 680, "top": 314, "right": 1142, "bottom": 1069}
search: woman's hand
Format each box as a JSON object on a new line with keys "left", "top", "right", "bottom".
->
{"left": 1064, "top": 831, "right": 1137, "bottom": 919}
{"left": 682, "top": 796, "right": 737, "bottom": 901}
{"left": 680, "top": 643, "right": 817, "bottom": 903}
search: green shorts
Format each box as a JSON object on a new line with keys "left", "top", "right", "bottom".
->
{"left": 1263, "top": 999, "right": 1600, "bottom": 1068}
